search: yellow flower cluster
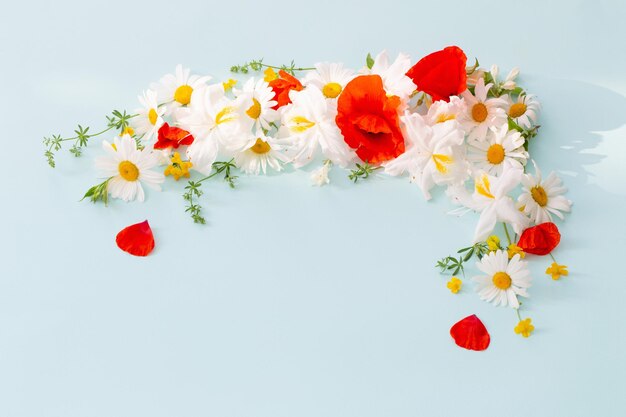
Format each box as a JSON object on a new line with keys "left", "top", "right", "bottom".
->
{"left": 514, "top": 318, "right": 535, "bottom": 338}
{"left": 447, "top": 277, "right": 462, "bottom": 294}
{"left": 546, "top": 262, "right": 568, "bottom": 280}
{"left": 164, "top": 152, "right": 193, "bottom": 181}
{"left": 486, "top": 235, "right": 501, "bottom": 251}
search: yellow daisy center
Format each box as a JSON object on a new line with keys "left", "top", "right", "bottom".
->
{"left": 174, "top": 85, "right": 193, "bottom": 105}
{"left": 148, "top": 108, "right": 158, "bottom": 125}
{"left": 531, "top": 185, "right": 548, "bottom": 207}
{"left": 487, "top": 143, "right": 505, "bottom": 165}
{"left": 118, "top": 160, "right": 139, "bottom": 181}
{"left": 322, "top": 82, "right": 342, "bottom": 98}
{"left": 471, "top": 102, "right": 488, "bottom": 122}
{"left": 492, "top": 272, "right": 512, "bottom": 290}
{"left": 246, "top": 98, "right": 262, "bottom": 119}
{"left": 250, "top": 138, "right": 271, "bottom": 154}
{"left": 509, "top": 102, "right": 527, "bottom": 118}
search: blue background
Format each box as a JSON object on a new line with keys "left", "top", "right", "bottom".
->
{"left": 2, "top": 0, "right": 626, "bottom": 416}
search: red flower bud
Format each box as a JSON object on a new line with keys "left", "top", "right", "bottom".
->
{"left": 517, "top": 222, "right": 561, "bottom": 255}
{"left": 406, "top": 46, "right": 467, "bottom": 102}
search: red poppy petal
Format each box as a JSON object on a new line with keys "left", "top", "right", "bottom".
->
{"left": 450, "top": 314, "right": 490, "bottom": 351}
{"left": 115, "top": 220, "right": 155, "bottom": 257}
{"left": 517, "top": 222, "right": 561, "bottom": 255}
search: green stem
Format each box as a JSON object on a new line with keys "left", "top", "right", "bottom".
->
{"left": 503, "top": 223, "right": 512, "bottom": 245}
{"left": 515, "top": 308, "right": 522, "bottom": 321}
{"left": 261, "top": 63, "right": 314, "bottom": 72}
{"left": 549, "top": 253, "right": 557, "bottom": 263}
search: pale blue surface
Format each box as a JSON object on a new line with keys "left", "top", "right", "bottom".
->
{"left": 1, "top": 1, "right": 626, "bottom": 416}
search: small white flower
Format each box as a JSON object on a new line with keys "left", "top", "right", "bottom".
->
{"left": 473, "top": 250, "right": 532, "bottom": 309}
{"left": 384, "top": 112, "right": 468, "bottom": 200}
{"left": 131, "top": 90, "right": 165, "bottom": 143}
{"left": 363, "top": 50, "right": 416, "bottom": 101}
{"left": 505, "top": 93, "right": 540, "bottom": 129}
{"left": 178, "top": 84, "right": 250, "bottom": 174}
{"left": 151, "top": 64, "right": 211, "bottom": 114}
{"left": 460, "top": 78, "right": 507, "bottom": 141}
{"left": 518, "top": 161, "right": 572, "bottom": 224}
{"left": 423, "top": 96, "right": 467, "bottom": 126}
{"left": 467, "top": 124, "right": 528, "bottom": 176}
{"left": 310, "top": 161, "right": 332, "bottom": 186}
{"left": 501, "top": 67, "right": 520, "bottom": 90}
{"left": 469, "top": 169, "right": 529, "bottom": 242}
{"left": 279, "top": 86, "right": 355, "bottom": 168}
{"left": 95, "top": 135, "right": 164, "bottom": 202}
{"left": 303, "top": 62, "right": 355, "bottom": 99}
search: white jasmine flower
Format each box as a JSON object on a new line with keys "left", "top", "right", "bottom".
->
{"left": 470, "top": 169, "right": 529, "bottom": 242}
{"left": 95, "top": 135, "right": 164, "bottom": 202}
{"left": 423, "top": 96, "right": 466, "bottom": 126}
{"left": 384, "top": 112, "right": 468, "bottom": 200}
{"left": 363, "top": 50, "right": 416, "bottom": 101}
{"left": 279, "top": 86, "right": 355, "bottom": 168}
{"left": 310, "top": 161, "right": 332, "bottom": 186}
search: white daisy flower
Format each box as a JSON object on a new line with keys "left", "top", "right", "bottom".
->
{"left": 279, "top": 86, "right": 355, "bottom": 168}
{"left": 178, "top": 84, "right": 250, "bottom": 174}
{"left": 230, "top": 133, "right": 289, "bottom": 175}
{"left": 490, "top": 65, "right": 519, "bottom": 91}
{"left": 473, "top": 250, "right": 531, "bottom": 309}
{"left": 303, "top": 62, "right": 355, "bottom": 99}
{"left": 470, "top": 169, "right": 529, "bottom": 242}
{"left": 505, "top": 93, "right": 540, "bottom": 129}
{"left": 467, "top": 124, "right": 528, "bottom": 176}
{"left": 423, "top": 96, "right": 466, "bottom": 126}
{"left": 518, "top": 161, "right": 572, "bottom": 224}
{"left": 131, "top": 90, "right": 165, "bottom": 143}
{"left": 363, "top": 50, "right": 416, "bottom": 101}
{"left": 384, "top": 112, "right": 468, "bottom": 200}
{"left": 151, "top": 64, "right": 211, "bottom": 113}
{"left": 460, "top": 78, "right": 507, "bottom": 141}
{"left": 95, "top": 135, "right": 164, "bottom": 202}
{"left": 235, "top": 77, "right": 278, "bottom": 131}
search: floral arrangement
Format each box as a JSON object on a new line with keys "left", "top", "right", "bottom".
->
{"left": 43, "top": 46, "right": 572, "bottom": 348}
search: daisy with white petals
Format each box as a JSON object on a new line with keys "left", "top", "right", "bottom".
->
{"left": 178, "top": 84, "right": 249, "bottom": 174}
{"left": 303, "top": 62, "right": 355, "bottom": 99}
{"left": 95, "top": 135, "right": 164, "bottom": 202}
{"left": 235, "top": 77, "right": 278, "bottom": 130}
{"left": 469, "top": 169, "right": 529, "bottom": 242}
{"left": 473, "top": 249, "right": 531, "bottom": 308}
{"left": 131, "top": 89, "right": 165, "bottom": 143}
{"left": 151, "top": 64, "right": 211, "bottom": 113}
{"left": 467, "top": 124, "right": 528, "bottom": 176}
{"left": 279, "top": 86, "right": 355, "bottom": 168}
{"left": 518, "top": 161, "right": 572, "bottom": 224}
{"left": 230, "top": 133, "right": 289, "bottom": 175}
{"left": 505, "top": 93, "right": 540, "bottom": 129}
{"left": 384, "top": 112, "right": 468, "bottom": 200}
{"left": 460, "top": 77, "right": 507, "bottom": 141}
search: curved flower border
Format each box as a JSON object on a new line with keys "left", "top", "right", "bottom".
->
{"left": 43, "top": 46, "right": 572, "bottom": 340}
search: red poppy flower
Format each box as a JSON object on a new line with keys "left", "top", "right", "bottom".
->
{"left": 406, "top": 46, "right": 467, "bottom": 102}
{"left": 154, "top": 123, "right": 194, "bottom": 150}
{"left": 517, "top": 222, "right": 561, "bottom": 255}
{"left": 268, "top": 70, "right": 303, "bottom": 109}
{"left": 450, "top": 314, "right": 490, "bottom": 351}
{"left": 335, "top": 74, "right": 405, "bottom": 164}
{"left": 115, "top": 220, "right": 155, "bottom": 257}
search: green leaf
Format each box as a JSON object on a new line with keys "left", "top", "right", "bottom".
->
{"left": 366, "top": 53, "right": 374, "bottom": 70}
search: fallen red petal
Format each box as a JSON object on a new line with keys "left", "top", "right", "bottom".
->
{"left": 115, "top": 220, "right": 155, "bottom": 257}
{"left": 450, "top": 314, "right": 490, "bottom": 351}
{"left": 517, "top": 222, "right": 561, "bottom": 255}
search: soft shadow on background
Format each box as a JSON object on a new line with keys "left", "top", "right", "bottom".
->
{"left": 1, "top": 1, "right": 626, "bottom": 417}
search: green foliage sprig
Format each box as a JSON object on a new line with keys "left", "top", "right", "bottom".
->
{"left": 182, "top": 159, "right": 239, "bottom": 224}
{"left": 81, "top": 178, "right": 112, "bottom": 205}
{"left": 230, "top": 58, "right": 314, "bottom": 76}
{"left": 43, "top": 109, "right": 136, "bottom": 168}
{"left": 348, "top": 162, "right": 382, "bottom": 183}
{"left": 436, "top": 242, "right": 490, "bottom": 276}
